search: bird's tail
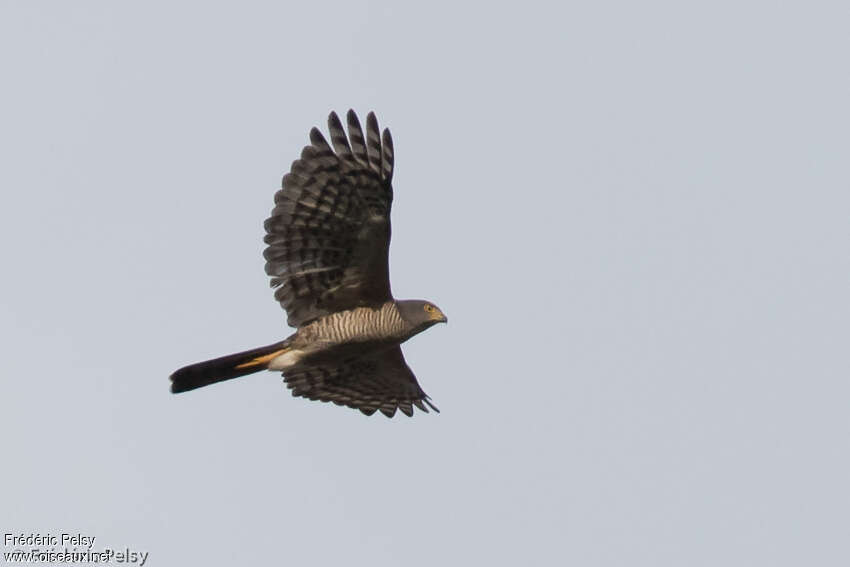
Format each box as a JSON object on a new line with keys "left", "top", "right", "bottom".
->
{"left": 170, "top": 340, "right": 291, "bottom": 394}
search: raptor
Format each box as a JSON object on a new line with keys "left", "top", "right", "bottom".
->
{"left": 170, "top": 110, "right": 447, "bottom": 417}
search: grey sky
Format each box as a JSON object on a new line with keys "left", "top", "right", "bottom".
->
{"left": 2, "top": 2, "right": 848, "bottom": 565}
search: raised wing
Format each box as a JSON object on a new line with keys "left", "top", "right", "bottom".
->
{"left": 282, "top": 346, "right": 439, "bottom": 417}
{"left": 264, "top": 110, "right": 396, "bottom": 327}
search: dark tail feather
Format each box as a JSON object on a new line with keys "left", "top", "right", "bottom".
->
{"left": 170, "top": 340, "right": 290, "bottom": 394}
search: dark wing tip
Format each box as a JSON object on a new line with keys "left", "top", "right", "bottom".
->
{"left": 364, "top": 112, "right": 382, "bottom": 172}
{"left": 345, "top": 109, "right": 368, "bottom": 164}
{"left": 381, "top": 128, "right": 394, "bottom": 182}
{"left": 425, "top": 397, "right": 440, "bottom": 413}
{"left": 309, "top": 126, "right": 330, "bottom": 150}
{"left": 328, "top": 111, "right": 352, "bottom": 158}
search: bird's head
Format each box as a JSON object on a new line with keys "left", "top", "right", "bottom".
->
{"left": 397, "top": 300, "right": 448, "bottom": 334}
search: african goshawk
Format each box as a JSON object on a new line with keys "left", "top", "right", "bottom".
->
{"left": 170, "top": 110, "right": 447, "bottom": 417}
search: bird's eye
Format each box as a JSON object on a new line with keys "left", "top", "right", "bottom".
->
{"left": 424, "top": 304, "right": 434, "bottom": 313}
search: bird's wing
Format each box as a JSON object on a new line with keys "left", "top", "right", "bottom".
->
{"left": 264, "top": 110, "right": 396, "bottom": 327}
{"left": 282, "top": 346, "right": 439, "bottom": 417}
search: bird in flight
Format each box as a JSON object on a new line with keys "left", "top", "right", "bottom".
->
{"left": 170, "top": 110, "right": 447, "bottom": 417}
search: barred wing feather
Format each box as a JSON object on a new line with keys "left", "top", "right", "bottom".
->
{"left": 264, "top": 110, "right": 395, "bottom": 327}
{"left": 283, "top": 346, "right": 439, "bottom": 418}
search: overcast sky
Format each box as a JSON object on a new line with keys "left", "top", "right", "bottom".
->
{"left": 2, "top": 2, "right": 848, "bottom": 566}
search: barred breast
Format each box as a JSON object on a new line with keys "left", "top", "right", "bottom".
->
{"left": 308, "top": 302, "right": 408, "bottom": 344}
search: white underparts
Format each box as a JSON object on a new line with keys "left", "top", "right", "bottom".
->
{"left": 268, "top": 349, "right": 305, "bottom": 371}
